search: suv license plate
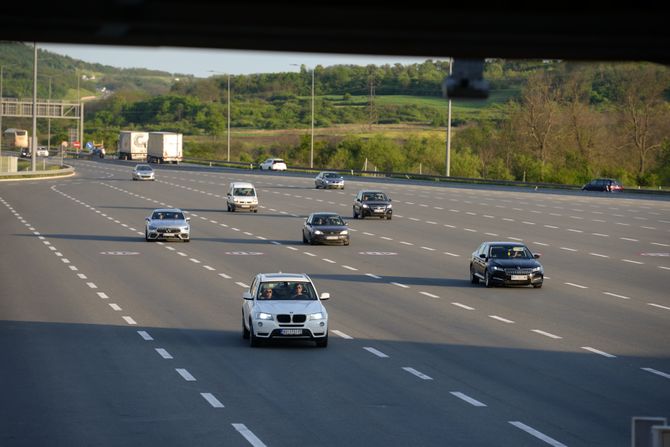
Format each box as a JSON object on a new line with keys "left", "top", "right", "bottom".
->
{"left": 511, "top": 275, "right": 528, "bottom": 281}
{"left": 281, "top": 329, "right": 302, "bottom": 335}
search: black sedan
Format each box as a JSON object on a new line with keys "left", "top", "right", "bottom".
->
{"left": 302, "top": 212, "right": 350, "bottom": 245}
{"left": 470, "top": 241, "right": 543, "bottom": 288}
{"left": 352, "top": 190, "right": 392, "bottom": 220}
{"left": 582, "top": 178, "right": 623, "bottom": 192}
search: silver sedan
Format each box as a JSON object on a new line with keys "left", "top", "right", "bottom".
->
{"left": 145, "top": 208, "right": 190, "bottom": 242}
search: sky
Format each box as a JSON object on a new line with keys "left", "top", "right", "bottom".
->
{"left": 39, "top": 43, "right": 443, "bottom": 78}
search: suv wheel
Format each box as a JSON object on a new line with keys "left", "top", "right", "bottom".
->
{"left": 249, "top": 319, "right": 261, "bottom": 347}
{"left": 315, "top": 334, "right": 328, "bottom": 348}
{"left": 242, "top": 314, "right": 250, "bottom": 339}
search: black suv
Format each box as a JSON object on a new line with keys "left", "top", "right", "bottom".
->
{"left": 353, "top": 190, "right": 392, "bottom": 220}
{"left": 470, "top": 241, "right": 544, "bottom": 288}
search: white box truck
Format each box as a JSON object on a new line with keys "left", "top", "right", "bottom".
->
{"left": 147, "top": 132, "right": 183, "bottom": 164}
{"left": 118, "top": 131, "right": 149, "bottom": 160}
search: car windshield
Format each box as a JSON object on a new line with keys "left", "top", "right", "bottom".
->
{"left": 313, "top": 215, "right": 344, "bottom": 226}
{"left": 234, "top": 188, "right": 255, "bottom": 196}
{"left": 257, "top": 281, "right": 316, "bottom": 300}
{"left": 489, "top": 246, "right": 532, "bottom": 259}
{"left": 137, "top": 166, "right": 152, "bottom": 171}
{"left": 363, "top": 193, "right": 387, "bottom": 201}
{"left": 324, "top": 173, "right": 340, "bottom": 178}
{"left": 152, "top": 211, "right": 185, "bottom": 220}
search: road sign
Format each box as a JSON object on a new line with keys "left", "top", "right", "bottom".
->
{"left": 86, "top": 141, "right": 94, "bottom": 150}
{"left": 73, "top": 141, "right": 81, "bottom": 149}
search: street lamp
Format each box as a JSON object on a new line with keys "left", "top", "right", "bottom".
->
{"left": 208, "top": 71, "right": 231, "bottom": 162}
{"left": 291, "top": 64, "right": 315, "bottom": 169}
{"left": 446, "top": 57, "right": 453, "bottom": 177}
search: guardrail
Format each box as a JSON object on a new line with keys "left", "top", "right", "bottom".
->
{"left": 67, "top": 151, "right": 670, "bottom": 196}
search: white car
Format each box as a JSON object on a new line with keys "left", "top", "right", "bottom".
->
{"left": 242, "top": 273, "right": 329, "bottom": 347}
{"left": 132, "top": 164, "right": 155, "bottom": 181}
{"left": 145, "top": 208, "right": 190, "bottom": 242}
{"left": 259, "top": 158, "right": 287, "bottom": 171}
{"left": 36, "top": 147, "right": 49, "bottom": 157}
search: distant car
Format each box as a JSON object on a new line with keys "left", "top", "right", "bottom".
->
{"left": 19, "top": 148, "right": 30, "bottom": 158}
{"left": 582, "top": 178, "right": 623, "bottom": 192}
{"left": 302, "top": 212, "right": 350, "bottom": 245}
{"left": 144, "top": 208, "right": 190, "bottom": 242}
{"left": 132, "top": 164, "right": 155, "bottom": 181}
{"left": 226, "top": 182, "right": 258, "bottom": 212}
{"left": 315, "top": 171, "right": 345, "bottom": 189}
{"left": 89, "top": 147, "right": 105, "bottom": 158}
{"left": 353, "top": 190, "right": 392, "bottom": 220}
{"left": 36, "top": 146, "right": 49, "bottom": 157}
{"left": 242, "top": 272, "right": 330, "bottom": 347}
{"left": 259, "top": 158, "right": 287, "bottom": 171}
{"left": 470, "top": 241, "right": 544, "bottom": 288}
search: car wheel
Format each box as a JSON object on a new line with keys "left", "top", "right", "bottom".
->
{"left": 249, "top": 319, "right": 261, "bottom": 347}
{"left": 145, "top": 230, "right": 150, "bottom": 242}
{"left": 302, "top": 232, "right": 308, "bottom": 243}
{"left": 242, "top": 314, "right": 250, "bottom": 339}
{"left": 315, "top": 334, "right": 328, "bottom": 348}
{"left": 485, "top": 271, "right": 493, "bottom": 288}
{"left": 386, "top": 214, "right": 392, "bottom": 220}
{"left": 184, "top": 238, "right": 190, "bottom": 243}
{"left": 344, "top": 239, "right": 350, "bottom": 246}
{"left": 470, "top": 266, "right": 479, "bottom": 284}
{"left": 352, "top": 208, "right": 358, "bottom": 219}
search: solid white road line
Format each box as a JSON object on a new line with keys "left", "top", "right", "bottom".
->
{"left": 390, "top": 282, "right": 409, "bottom": 288}
{"left": 365, "top": 273, "right": 382, "bottom": 279}
{"left": 509, "top": 421, "right": 567, "bottom": 447}
{"left": 489, "top": 315, "right": 514, "bottom": 323}
{"left": 420, "top": 291, "right": 440, "bottom": 299}
{"left": 452, "top": 302, "right": 475, "bottom": 310}
{"left": 603, "top": 292, "right": 631, "bottom": 300}
{"left": 232, "top": 423, "right": 267, "bottom": 447}
{"left": 565, "top": 282, "right": 588, "bottom": 289}
{"left": 648, "top": 303, "right": 670, "bottom": 311}
{"left": 450, "top": 392, "right": 487, "bottom": 407}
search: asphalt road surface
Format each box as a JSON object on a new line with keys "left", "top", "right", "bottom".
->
{"left": 2, "top": 159, "right": 669, "bottom": 447}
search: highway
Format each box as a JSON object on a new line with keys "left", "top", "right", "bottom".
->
{"left": 1, "top": 158, "right": 669, "bottom": 447}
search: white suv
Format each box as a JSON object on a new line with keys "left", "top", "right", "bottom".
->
{"left": 259, "top": 158, "right": 287, "bottom": 171}
{"left": 242, "top": 273, "right": 330, "bottom": 347}
{"left": 226, "top": 182, "right": 258, "bottom": 212}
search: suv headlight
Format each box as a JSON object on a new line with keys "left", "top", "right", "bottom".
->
{"left": 314, "top": 230, "right": 323, "bottom": 235}
{"left": 387, "top": 204, "right": 392, "bottom": 209}
{"left": 340, "top": 230, "right": 348, "bottom": 235}
{"left": 256, "top": 312, "right": 274, "bottom": 321}
{"left": 309, "top": 312, "right": 324, "bottom": 320}
{"left": 532, "top": 266, "right": 543, "bottom": 273}
{"left": 491, "top": 264, "right": 504, "bottom": 271}
{"left": 362, "top": 204, "right": 369, "bottom": 208}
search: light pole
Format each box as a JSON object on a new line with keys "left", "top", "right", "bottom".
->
{"left": 445, "top": 58, "right": 453, "bottom": 177}
{"left": 291, "top": 64, "right": 315, "bottom": 168}
{"left": 31, "top": 42, "right": 37, "bottom": 172}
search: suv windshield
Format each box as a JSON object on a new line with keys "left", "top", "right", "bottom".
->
{"left": 258, "top": 281, "right": 316, "bottom": 300}
{"left": 234, "top": 188, "right": 255, "bottom": 196}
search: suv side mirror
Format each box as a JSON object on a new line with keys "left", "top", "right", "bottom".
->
{"left": 479, "top": 253, "right": 487, "bottom": 259}
{"left": 186, "top": 217, "right": 191, "bottom": 222}
{"left": 320, "top": 292, "right": 330, "bottom": 300}
{"left": 242, "top": 292, "right": 253, "bottom": 300}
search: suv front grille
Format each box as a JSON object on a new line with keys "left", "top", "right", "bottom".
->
{"left": 277, "top": 314, "right": 306, "bottom": 323}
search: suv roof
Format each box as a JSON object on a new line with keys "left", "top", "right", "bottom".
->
{"left": 257, "top": 272, "right": 311, "bottom": 282}
{"left": 230, "top": 182, "right": 255, "bottom": 188}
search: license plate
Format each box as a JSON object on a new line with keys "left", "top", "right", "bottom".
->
{"left": 511, "top": 275, "right": 528, "bottom": 281}
{"left": 281, "top": 329, "right": 302, "bottom": 335}
{"left": 374, "top": 208, "right": 384, "bottom": 213}
{"left": 326, "top": 236, "right": 338, "bottom": 240}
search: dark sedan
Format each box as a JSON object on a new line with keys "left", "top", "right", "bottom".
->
{"left": 352, "top": 190, "right": 392, "bottom": 220}
{"left": 582, "top": 178, "right": 623, "bottom": 192}
{"left": 470, "top": 241, "right": 544, "bottom": 288}
{"left": 302, "top": 212, "right": 350, "bottom": 245}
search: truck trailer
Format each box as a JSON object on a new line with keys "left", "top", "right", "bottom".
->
{"left": 147, "top": 132, "right": 183, "bottom": 164}
{"left": 118, "top": 131, "right": 149, "bottom": 160}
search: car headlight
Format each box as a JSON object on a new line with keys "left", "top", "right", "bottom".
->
{"left": 314, "top": 230, "right": 323, "bottom": 235}
{"left": 181, "top": 226, "right": 189, "bottom": 231}
{"left": 387, "top": 204, "right": 392, "bottom": 209}
{"left": 532, "top": 266, "right": 543, "bottom": 272}
{"left": 362, "top": 204, "right": 369, "bottom": 208}
{"left": 309, "top": 312, "right": 324, "bottom": 320}
{"left": 256, "top": 312, "right": 274, "bottom": 321}
{"left": 491, "top": 265, "right": 504, "bottom": 271}
{"left": 340, "top": 230, "right": 348, "bottom": 235}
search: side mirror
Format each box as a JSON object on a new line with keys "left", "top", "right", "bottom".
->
{"left": 145, "top": 217, "right": 150, "bottom": 222}
{"left": 242, "top": 292, "right": 253, "bottom": 300}
{"left": 533, "top": 253, "right": 541, "bottom": 259}
{"left": 320, "top": 292, "right": 330, "bottom": 300}
{"left": 186, "top": 217, "right": 191, "bottom": 222}
{"left": 479, "top": 253, "right": 487, "bottom": 259}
